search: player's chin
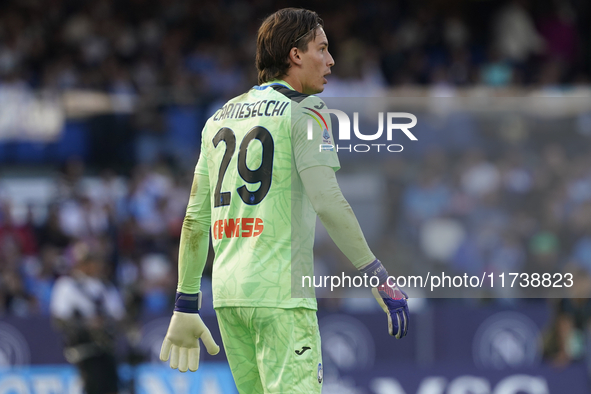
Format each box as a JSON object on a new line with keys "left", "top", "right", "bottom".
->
{"left": 306, "top": 82, "right": 325, "bottom": 95}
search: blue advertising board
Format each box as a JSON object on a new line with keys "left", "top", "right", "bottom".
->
{"left": 321, "top": 364, "right": 590, "bottom": 394}
{"left": 0, "top": 364, "right": 238, "bottom": 394}
{"left": 0, "top": 366, "right": 80, "bottom": 394}
{"left": 1, "top": 363, "right": 587, "bottom": 394}
{"left": 134, "top": 364, "right": 237, "bottom": 394}
{"left": 1, "top": 303, "right": 586, "bottom": 394}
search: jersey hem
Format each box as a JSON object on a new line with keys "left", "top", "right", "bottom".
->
{"left": 213, "top": 300, "right": 318, "bottom": 310}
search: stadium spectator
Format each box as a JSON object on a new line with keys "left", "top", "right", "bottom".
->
{"left": 50, "top": 242, "right": 124, "bottom": 394}
{"left": 492, "top": 0, "right": 545, "bottom": 64}
{"left": 0, "top": 0, "right": 589, "bottom": 320}
{"left": 0, "top": 0, "right": 589, "bottom": 92}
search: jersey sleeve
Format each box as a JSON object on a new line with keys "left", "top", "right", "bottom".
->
{"left": 177, "top": 171, "right": 211, "bottom": 294}
{"left": 195, "top": 131, "right": 209, "bottom": 176}
{"left": 300, "top": 165, "right": 375, "bottom": 268}
{"left": 177, "top": 123, "right": 211, "bottom": 294}
{"left": 291, "top": 96, "right": 340, "bottom": 173}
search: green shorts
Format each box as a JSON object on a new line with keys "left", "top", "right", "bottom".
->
{"left": 216, "top": 307, "right": 323, "bottom": 394}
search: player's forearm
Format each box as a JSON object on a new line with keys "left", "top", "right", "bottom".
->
{"left": 177, "top": 217, "right": 210, "bottom": 293}
{"left": 300, "top": 166, "right": 375, "bottom": 268}
{"left": 177, "top": 173, "right": 212, "bottom": 294}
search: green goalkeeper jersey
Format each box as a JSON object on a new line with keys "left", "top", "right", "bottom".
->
{"left": 194, "top": 80, "right": 340, "bottom": 310}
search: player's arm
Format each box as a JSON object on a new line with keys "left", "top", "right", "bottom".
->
{"left": 300, "top": 166, "right": 409, "bottom": 338}
{"left": 292, "top": 96, "right": 375, "bottom": 267}
{"left": 292, "top": 96, "right": 408, "bottom": 338}
{"left": 160, "top": 155, "right": 220, "bottom": 372}
{"left": 177, "top": 172, "right": 211, "bottom": 294}
{"left": 300, "top": 165, "right": 375, "bottom": 268}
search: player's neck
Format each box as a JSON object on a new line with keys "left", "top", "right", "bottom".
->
{"left": 281, "top": 75, "right": 303, "bottom": 93}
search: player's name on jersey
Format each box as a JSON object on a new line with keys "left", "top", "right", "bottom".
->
{"left": 213, "top": 100, "right": 289, "bottom": 121}
{"left": 212, "top": 217, "right": 264, "bottom": 240}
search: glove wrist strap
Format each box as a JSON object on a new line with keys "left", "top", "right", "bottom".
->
{"left": 359, "top": 259, "right": 389, "bottom": 286}
{"left": 174, "top": 292, "right": 201, "bottom": 313}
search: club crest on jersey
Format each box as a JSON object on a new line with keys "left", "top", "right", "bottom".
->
{"left": 320, "top": 128, "right": 334, "bottom": 151}
{"left": 322, "top": 128, "right": 332, "bottom": 144}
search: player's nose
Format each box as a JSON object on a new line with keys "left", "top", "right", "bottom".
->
{"left": 327, "top": 51, "right": 335, "bottom": 67}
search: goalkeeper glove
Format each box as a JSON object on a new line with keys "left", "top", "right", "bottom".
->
{"left": 159, "top": 292, "right": 220, "bottom": 372}
{"left": 361, "top": 259, "right": 409, "bottom": 339}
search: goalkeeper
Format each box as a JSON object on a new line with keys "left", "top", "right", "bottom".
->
{"left": 159, "top": 7, "right": 409, "bottom": 394}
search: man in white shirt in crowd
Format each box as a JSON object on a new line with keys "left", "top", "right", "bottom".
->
{"left": 50, "top": 242, "right": 125, "bottom": 394}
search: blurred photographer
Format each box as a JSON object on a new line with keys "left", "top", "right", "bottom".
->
{"left": 50, "top": 243, "right": 125, "bottom": 394}
{"left": 543, "top": 266, "right": 591, "bottom": 367}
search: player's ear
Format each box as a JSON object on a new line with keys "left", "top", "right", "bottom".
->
{"left": 289, "top": 47, "right": 303, "bottom": 66}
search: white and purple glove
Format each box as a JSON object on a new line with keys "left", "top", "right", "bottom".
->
{"left": 159, "top": 292, "right": 220, "bottom": 372}
{"left": 361, "top": 260, "right": 409, "bottom": 339}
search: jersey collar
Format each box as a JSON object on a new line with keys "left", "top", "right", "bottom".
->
{"left": 255, "top": 79, "right": 296, "bottom": 91}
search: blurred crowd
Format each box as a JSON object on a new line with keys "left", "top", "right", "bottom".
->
{"left": 4, "top": 118, "right": 591, "bottom": 318}
{"left": 1, "top": 0, "right": 591, "bottom": 370}
{"left": 0, "top": 157, "right": 191, "bottom": 317}
{"left": 387, "top": 143, "right": 591, "bottom": 287}
{"left": 309, "top": 113, "right": 591, "bottom": 302}
{"left": 0, "top": 0, "right": 589, "bottom": 98}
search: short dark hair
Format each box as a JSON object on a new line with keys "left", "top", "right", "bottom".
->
{"left": 256, "top": 8, "right": 323, "bottom": 84}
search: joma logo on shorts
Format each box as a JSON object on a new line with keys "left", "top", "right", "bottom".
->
{"left": 295, "top": 346, "right": 311, "bottom": 355}
{"left": 212, "top": 218, "right": 264, "bottom": 240}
